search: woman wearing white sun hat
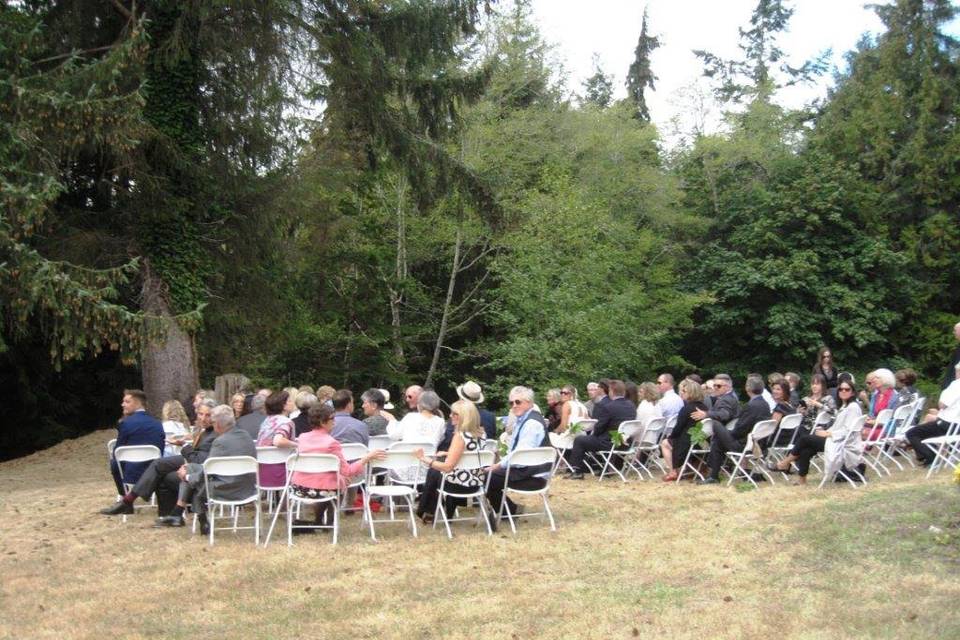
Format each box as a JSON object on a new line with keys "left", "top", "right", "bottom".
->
{"left": 456, "top": 380, "right": 497, "bottom": 439}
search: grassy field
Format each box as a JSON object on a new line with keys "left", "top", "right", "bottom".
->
{"left": 1, "top": 430, "right": 958, "bottom": 639}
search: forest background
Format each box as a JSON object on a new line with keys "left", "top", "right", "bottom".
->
{"left": 2, "top": 0, "right": 958, "bottom": 460}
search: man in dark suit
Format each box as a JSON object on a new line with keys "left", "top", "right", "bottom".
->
{"left": 101, "top": 399, "right": 217, "bottom": 517}
{"left": 568, "top": 379, "right": 635, "bottom": 480}
{"left": 691, "top": 373, "right": 740, "bottom": 426}
{"left": 108, "top": 389, "right": 165, "bottom": 496}
{"left": 699, "top": 376, "right": 771, "bottom": 484}
{"left": 155, "top": 404, "right": 257, "bottom": 530}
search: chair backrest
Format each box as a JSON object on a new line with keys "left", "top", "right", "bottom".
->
{"left": 777, "top": 413, "right": 803, "bottom": 432}
{"left": 481, "top": 439, "right": 499, "bottom": 453}
{"left": 369, "top": 449, "right": 422, "bottom": 471}
{"left": 453, "top": 449, "right": 495, "bottom": 471}
{"left": 638, "top": 418, "right": 666, "bottom": 445}
{"left": 814, "top": 411, "right": 834, "bottom": 427}
{"left": 618, "top": 420, "right": 645, "bottom": 442}
{"left": 368, "top": 434, "right": 393, "bottom": 451}
{"left": 873, "top": 408, "right": 893, "bottom": 428}
{"left": 507, "top": 446, "right": 556, "bottom": 468}
{"left": 114, "top": 444, "right": 161, "bottom": 464}
{"left": 725, "top": 418, "right": 738, "bottom": 432}
{"left": 577, "top": 419, "right": 598, "bottom": 432}
{"left": 746, "top": 419, "right": 778, "bottom": 449}
{"left": 700, "top": 419, "right": 720, "bottom": 438}
{"left": 663, "top": 414, "right": 678, "bottom": 438}
{"left": 889, "top": 402, "right": 914, "bottom": 435}
{"left": 256, "top": 446, "right": 292, "bottom": 465}
{"left": 203, "top": 455, "right": 258, "bottom": 477}
{"left": 340, "top": 443, "right": 368, "bottom": 462}
{"left": 107, "top": 439, "right": 117, "bottom": 459}
{"left": 548, "top": 432, "right": 569, "bottom": 449}
{"left": 389, "top": 441, "right": 436, "bottom": 456}
{"left": 287, "top": 452, "right": 340, "bottom": 474}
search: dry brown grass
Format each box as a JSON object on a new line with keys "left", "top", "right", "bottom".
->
{"left": 1, "top": 430, "right": 958, "bottom": 639}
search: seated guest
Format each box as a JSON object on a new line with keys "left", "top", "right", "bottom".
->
{"left": 862, "top": 368, "right": 896, "bottom": 440}
{"left": 414, "top": 400, "right": 488, "bottom": 524}
{"left": 698, "top": 376, "right": 770, "bottom": 485}
{"left": 387, "top": 390, "right": 446, "bottom": 484}
{"left": 762, "top": 373, "right": 785, "bottom": 411}
{"left": 160, "top": 400, "right": 190, "bottom": 457}
{"left": 655, "top": 374, "right": 684, "bottom": 419}
{"left": 236, "top": 393, "right": 266, "bottom": 440}
{"left": 101, "top": 399, "right": 215, "bottom": 516}
{"left": 361, "top": 389, "right": 391, "bottom": 436}
{"left": 661, "top": 379, "right": 707, "bottom": 482}
{"left": 691, "top": 373, "right": 740, "bottom": 426}
{"left": 231, "top": 393, "right": 247, "bottom": 418}
{"left": 403, "top": 385, "right": 424, "bottom": 416}
{"left": 330, "top": 389, "right": 370, "bottom": 445}
{"left": 154, "top": 404, "right": 258, "bottom": 530}
{"left": 829, "top": 372, "right": 856, "bottom": 405}
{"left": 624, "top": 381, "right": 640, "bottom": 408}
{"left": 568, "top": 380, "right": 635, "bottom": 480}
{"left": 544, "top": 389, "right": 563, "bottom": 432}
{"left": 906, "top": 365, "right": 960, "bottom": 467}
{"left": 316, "top": 385, "right": 335, "bottom": 407}
{"left": 256, "top": 390, "right": 297, "bottom": 490}
{"left": 797, "top": 373, "right": 836, "bottom": 434}
{"left": 456, "top": 380, "right": 496, "bottom": 439}
{"left": 107, "top": 389, "right": 165, "bottom": 496}
{"left": 485, "top": 387, "right": 551, "bottom": 526}
{"left": 770, "top": 381, "right": 863, "bottom": 484}
{"left": 285, "top": 404, "right": 384, "bottom": 530}
{"left": 784, "top": 372, "right": 802, "bottom": 406}
{"left": 894, "top": 368, "right": 919, "bottom": 408}
{"left": 387, "top": 390, "right": 445, "bottom": 444}
{"left": 635, "top": 382, "right": 663, "bottom": 428}
{"left": 770, "top": 380, "right": 797, "bottom": 446}
{"left": 556, "top": 384, "right": 589, "bottom": 434}
{"left": 584, "top": 382, "right": 601, "bottom": 418}
{"left": 292, "top": 391, "right": 318, "bottom": 437}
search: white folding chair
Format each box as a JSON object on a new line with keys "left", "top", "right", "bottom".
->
{"left": 676, "top": 419, "right": 717, "bottom": 483}
{"left": 923, "top": 420, "right": 960, "bottom": 478}
{"left": 433, "top": 449, "right": 496, "bottom": 538}
{"left": 808, "top": 411, "right": 836, "bottom": 474}
{"left": 481, "top": 439, "right": 499, "bottom": 454}
{"left": 497, "top": 447, "right": 557, "bottom": 534}
{"left": 113, "top": 444, "right": 161, "bottom": 521}
{"left": 107, "top": 438, "right": 117, "bottom": 460}
{"left": 363, "top": 450, "right": 422, "bottom": 541}
{"left": 548, "top": 431, "right": 576, "bottom": 474}
{"left": 339, "top": 443, "right": 368, "bottom": 512}
{"left": 881, "top": 400, "right": 922, "bottom": 469}
{"left": 202, "top": 455, "right": 261, "bottom": 546}
{"left": 817, "top": 417, "right": 868, "bottom": 489}
{"left": 725, "top": 420, "right": 778, "bottom": 488}
{"left": 768, "top": 413, "right": 804, "bottom": 462}
{"left": 588, "top": 420, "right": 645, "bottom": 482}
{"left": 256, "top": 446, "right": 293, "bottom": 514}
{"left": 634, "top": 417, "right": 668, "bottom": 477}
{"left": 263, "top": 453, "right": 341, "bottom": 546}
{"left": 576, "top": 419, "right": 598, "bottom": 434}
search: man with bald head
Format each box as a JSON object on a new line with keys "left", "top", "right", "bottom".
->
{"left": 404, "top": 385, "right": 423, "bottom": 415}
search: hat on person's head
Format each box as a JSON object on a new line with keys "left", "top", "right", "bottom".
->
{"left": 378, "top": 388, "right": 395, "bottom": 410}
{"left": 456, "top": 380, "right": 484, "bottom": 404}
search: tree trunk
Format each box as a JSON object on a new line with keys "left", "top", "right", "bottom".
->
{"left": 215, "top": 373, "right": 250, "bottom": 405}
{"left": 140, "top": 263, "right": 199, "bottom": 416}
{"left": 425, "top": 225, "right": 462, "bottom": 388}
{"left": 389, "top": 176, "right": 408, "bottom": 367}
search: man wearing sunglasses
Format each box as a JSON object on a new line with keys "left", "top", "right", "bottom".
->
{"left": 485, "top": 386, "right": 550, "bottom": 525}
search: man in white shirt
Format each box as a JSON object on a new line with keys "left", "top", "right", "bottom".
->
{"left": 655, "top": 374, "right": 684, "bottom": 418}
{"left": 907, "top": 364, "right": 960, "bottom": 466}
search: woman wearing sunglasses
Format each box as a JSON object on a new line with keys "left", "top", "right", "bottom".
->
{"left": 812, "top": 346, "right": 839, "bottom": 390}
{"left": 768, "top": 380, "right": 862, "bottom": 484}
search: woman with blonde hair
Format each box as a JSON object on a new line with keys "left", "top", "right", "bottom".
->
{"left": 414, "top": 400, "right": 488, "bottom": 524}
{"left": 636, "top": 382, "right": 663, "bottom": 427}
{"left": 230, "top": 392, "right": 246, "bottom": 418}
{"left": 161, "top": 400, "right": 191, "bottom": 456}
{"left": 661, "top": 379, "right": 707, "bottom": 482}
{"left": 557, "top": 384, "right": 589, "bottom": 433}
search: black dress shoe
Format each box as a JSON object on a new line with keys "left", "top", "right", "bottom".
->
{"left": 100, "top": 501, "right": 134, "bottom": 515}
{"left": 198, "top": 514, "right": 210, "bottom": 535}
{"left": 153, "top": 515, "right": 185, "bottom": 528}
{"left": 568, "top": 472, "right": 585, "bottom": 480}
{"left": 696, "top": 477, "right": 720, "bottom": 485}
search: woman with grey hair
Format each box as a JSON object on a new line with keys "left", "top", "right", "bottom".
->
{"left": 862, "top": 368, "right": 896, "bottom": 440}
{"left": 361, "top": 389, "right": 390, "bottom": 436}
{"left": 293, "top": 392, "right": 318, "bottom": 437}
{"left": 387, "top": 390, "right": 446, "bottom": 445}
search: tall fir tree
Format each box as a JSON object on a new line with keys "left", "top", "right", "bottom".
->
{"left": 625, "top": 7, "right": 660, "bottom": 121}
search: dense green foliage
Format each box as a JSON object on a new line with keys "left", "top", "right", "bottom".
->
{"left": 1, "top": 0, "right": 959, "bottom": 459}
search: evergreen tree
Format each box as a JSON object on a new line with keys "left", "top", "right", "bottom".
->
{"left": 694, "top": 0, "right": 828, "bottom": 103}
{"left": 582, "top": 54, "right": 614, "bottom": 108}
{"left": 812, "top": 0, "right": 960, "bottom": 375}
{"left": 624, "top": 7, "right": 659, "bottom": 121}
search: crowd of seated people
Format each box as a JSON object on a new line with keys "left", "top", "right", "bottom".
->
{"left": 100, "top": 334, "right": 960, "bottom": 539}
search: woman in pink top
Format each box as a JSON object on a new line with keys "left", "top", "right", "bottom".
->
{"left": 291, "top": 404, "right": 384, "bottom": 528}
{"left": 256, "top": 390, "right": 298, "bottom": 488}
